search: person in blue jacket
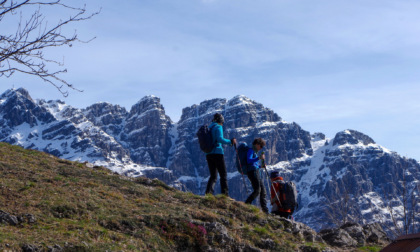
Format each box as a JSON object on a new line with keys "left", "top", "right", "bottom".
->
{"left": 205, "top": 113, "right": 236, "bottom": 196}
{"left": 245, "top": 138, "right": 269, "bottom": 213}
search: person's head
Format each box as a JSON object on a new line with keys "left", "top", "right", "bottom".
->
{"left": 212, "top": 113, "right": 224, "bottom": 125}
{"left": 270, "top": 171, "right": 283, "bottom": 181}
{"left": 252, "top": 137, "right": 266, "bottom": 151}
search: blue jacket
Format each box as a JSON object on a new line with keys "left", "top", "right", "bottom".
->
{"left": 246, "top": 147, "right": 261, "bottom": 172}
{"left": 206, "top": 122, "right": 232, "bottom": 155}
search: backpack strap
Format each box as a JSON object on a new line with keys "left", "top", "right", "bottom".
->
{"left": 271, "top": 180, "right": 284, "bottom": 209}
{"left": 210, "top": 124, "right": 217, "bottom": 145}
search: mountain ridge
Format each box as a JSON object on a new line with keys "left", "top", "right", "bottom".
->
{"left": 0, "top": 88, "right": 418, "bottom": 235}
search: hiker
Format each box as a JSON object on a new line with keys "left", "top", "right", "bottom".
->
{"left": 205, "top": 113, "right": 236, "bottom": 196}
{"left": 244, "top": 138, "right": 269, "bottom": 213}
{"left": 270, "top": 171, "right": 294, "bottom": 219}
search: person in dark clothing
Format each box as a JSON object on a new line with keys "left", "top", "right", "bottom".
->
{"left": 205, "top": 113, "right": 236, "bottom": 196}
{"left": 245, "top": 138, "right": 269, "bottom": 213}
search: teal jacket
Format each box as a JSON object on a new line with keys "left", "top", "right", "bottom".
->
{"left": 206, "top": 122, "right": 232, "bottom": 155}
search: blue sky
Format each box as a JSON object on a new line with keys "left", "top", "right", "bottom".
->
{"left": 2, "top": 0, "right": 420, "bottom": 160}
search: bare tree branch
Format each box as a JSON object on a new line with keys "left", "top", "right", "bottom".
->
{"left": 376, "top": 164, "right": 420, "bottom": 238}
{"left": 323, "top": 184, "right": 364, "bottom": 228}
{"left": 0, "top": 0, "right": 100, "bottom": 96}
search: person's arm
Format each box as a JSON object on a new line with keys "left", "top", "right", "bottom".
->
{"left": 247, "top": 148, "right": 259, "bottom": 164}
{"left": 214, "top": 125, "right": 232, "bottom": 145}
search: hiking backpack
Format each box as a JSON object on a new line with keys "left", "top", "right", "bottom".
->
{"left": 283, "top": 181, "right": 298, "bottom": 212}
{"left": 274, "top": 180, "right": 298, "bottom": 212}
{"left": 236, "top": 142, "right": 251, "bottom": 174}
{"left": 196, "top": 124, "right": 216, "bottom": 153}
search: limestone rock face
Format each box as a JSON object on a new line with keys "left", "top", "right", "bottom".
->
{"left": 289, "top": 129, "right": 419, "bottom": 234}
{"left": 120, "top": 96, "right": 173, "bottom": 167}
{"left": 84, "top": 102, "right": 127, "bottom": 137}
{"left": 0, "top": 88, "right": 55, "bottom": 130}
{"left": 0, "top": 89, "right": 133, "bottom": 170}
{"left": 167, "top": 95, "right": 312, "bottom": 199}
{"left": 332, "top": 129, "right": 375, "bottom": 146}
{"left": 83, "top": 97, "right": 174, "bottom": 168}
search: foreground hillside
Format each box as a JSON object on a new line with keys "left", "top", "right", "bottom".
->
{"left": 0, "top": 142, "right": 386, "bottom": 251}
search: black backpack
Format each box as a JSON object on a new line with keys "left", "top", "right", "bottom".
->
{"left": 197, "top": 124, "right": 216, "bottom": 153}
{"left": 236, "top": 142, "right": 251, "bottom": 174}
{"left": 274, "top": 180, "right": 298, "bottom": 212}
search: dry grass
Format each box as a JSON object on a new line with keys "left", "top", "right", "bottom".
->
{"left": 0, "top": 142, "right": 324, "bottom": 251}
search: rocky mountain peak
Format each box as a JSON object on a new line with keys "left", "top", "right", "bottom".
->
{"left": 179, "top": 98, "right": 227, "bottom": 123}
{"left": 15, "top": 87, "right": 31, "bottom": 98}
{"left": 118, "top": 95, "right": 173, "bottom": 168}
{"left": 332, "top": 129, "right": 375, "bottom": 146}
{"left": 129, "top": 95, "right": 166, "bottom": 117}
{"left": 228, "top": 95, "right": 253, "bottom": 107}
{"left": 0, "top": 88, "right": 55, "bottom": 127}
{"left": 84, "top": 102, "right": 127, "bottom": 126}
{"left": 82, "top": 102, "right": 128, "bottom": 138}
{"left": 225, "top": 95, "right": 281, "bottom": 128}
{"left": 0, "top": 88, "right": 33, "bottom": 106}
{"left": 0, "top": 88, "right": 31, "bottom": 101}
{"left": 85, "top": 102, "right": 127, "bottom": 117}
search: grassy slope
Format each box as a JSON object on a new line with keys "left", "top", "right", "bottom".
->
{"left": 0, "top": 142, "right": 380, "bottom": 251}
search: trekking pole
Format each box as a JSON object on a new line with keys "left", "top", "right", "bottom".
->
{"left": 234, "top": 144, "right": 250, "bottom": 194}
{"left": 260, "top": 152, "right": 282, "bottom": 208}
{"left": 260, "top": 152, "right": 270, "bottom": 189}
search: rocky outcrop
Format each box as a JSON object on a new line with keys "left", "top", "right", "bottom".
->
{"left": 0, "top": 210, "right": 19, "bottom": 226}
{"left": 200, "top": 219, "right": 330, "bottom": 252}
{"left": 319, "top": 222, "right": 390, "bottom": 248}
{"left": 0, "top": 210, "right": 36, "bottom": 226}
{"left": 332, "top": 129, "right": 375, "bottom": 146}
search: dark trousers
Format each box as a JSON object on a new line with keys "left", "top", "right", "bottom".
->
{"left": 205, "top": 154, "right": 228, "bottom": 196}
{"left": 245, "top": 170, "right": 268, "bottom": 213}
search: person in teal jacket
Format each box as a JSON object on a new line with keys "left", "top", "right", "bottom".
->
{"left": 205, "top": 113, "right": 236, "bottom": 196}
